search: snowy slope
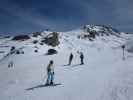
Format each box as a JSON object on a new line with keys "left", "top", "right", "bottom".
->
{"left": 1, "top": 25, "right": 133, "bottom": 100}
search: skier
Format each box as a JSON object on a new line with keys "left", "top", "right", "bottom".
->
{"left": 45, "top": 60, "right": 54, "bottom": 85}
{"left": 68, "top": 53, "right": 73, "bottom": 65}
{"left": 8, "top": 61, "right": 14, "bottom": 68}
{"left": 80, "top": 52, "right": 84, "bottom": 65}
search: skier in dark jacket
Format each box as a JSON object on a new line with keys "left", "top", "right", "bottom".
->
{"left": 45, "top": 60, "right": 54, "bottom": 85}
{"left": 68, "top": 53, "right": 73, "bottom": 65}
{"left": 80, "top": 52, "right": 84, "bottom": 65}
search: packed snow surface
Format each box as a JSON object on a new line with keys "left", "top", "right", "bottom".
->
{"left": 0, "top": 26, "right": 133, "bottom": 100}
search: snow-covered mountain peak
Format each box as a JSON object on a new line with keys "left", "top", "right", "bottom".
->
{"left": 82, "top": 24, "right": 120, "bottom": 36}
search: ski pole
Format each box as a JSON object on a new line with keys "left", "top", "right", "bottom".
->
{"left": 41, "top": 74, "right": 47, "bottom": 84}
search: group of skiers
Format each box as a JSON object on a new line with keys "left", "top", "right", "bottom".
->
{"left": 68, "top": 52, "right": 84, "bottom": 65}
{"left": 45, "top": 51, "right": 84, "bottom": 85}
{"left": 7, "top": 44, "right": 127, "bottom": 86}
{"left": 7, "top": 45, "right": 84, "bottom": 86}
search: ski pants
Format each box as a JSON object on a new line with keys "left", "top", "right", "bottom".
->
{"left": 46, "top": 71, "right": 54, "bottom": 84}
{"left": 69, "top": 58, "right": 72, "bottom": 65}
{"left": 81, "top": 58, "right": 84, "bottom": 64}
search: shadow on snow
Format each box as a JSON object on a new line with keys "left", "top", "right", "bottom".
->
{"left": 26, "top": 83, "right": 62, "bottom": 91}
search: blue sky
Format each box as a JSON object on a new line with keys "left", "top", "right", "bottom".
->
{"left": 0, "top": 0, "right": 133, "bottom": 34}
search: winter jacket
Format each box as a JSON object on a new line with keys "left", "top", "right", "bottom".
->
{"left": 80, "top": 53, "right": 84, "bottom": 59}
{"left": 47, "top": 63, "right": 54, "bottom": 73}
{"left": 70, "top": 54, "right": 73, "bottom": 60}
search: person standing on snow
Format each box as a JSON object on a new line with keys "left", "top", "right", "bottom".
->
{"left": 45, "top": 60, "right": 54, "bottom": 85}
{"left": 8, "top": 61, "right": 14, "bottom": 68}
{"left": 68, "top": 53, "right": 73, "bottom": 65}
{"left": 80, "top": 52, "right": 84, "bottom": 65}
